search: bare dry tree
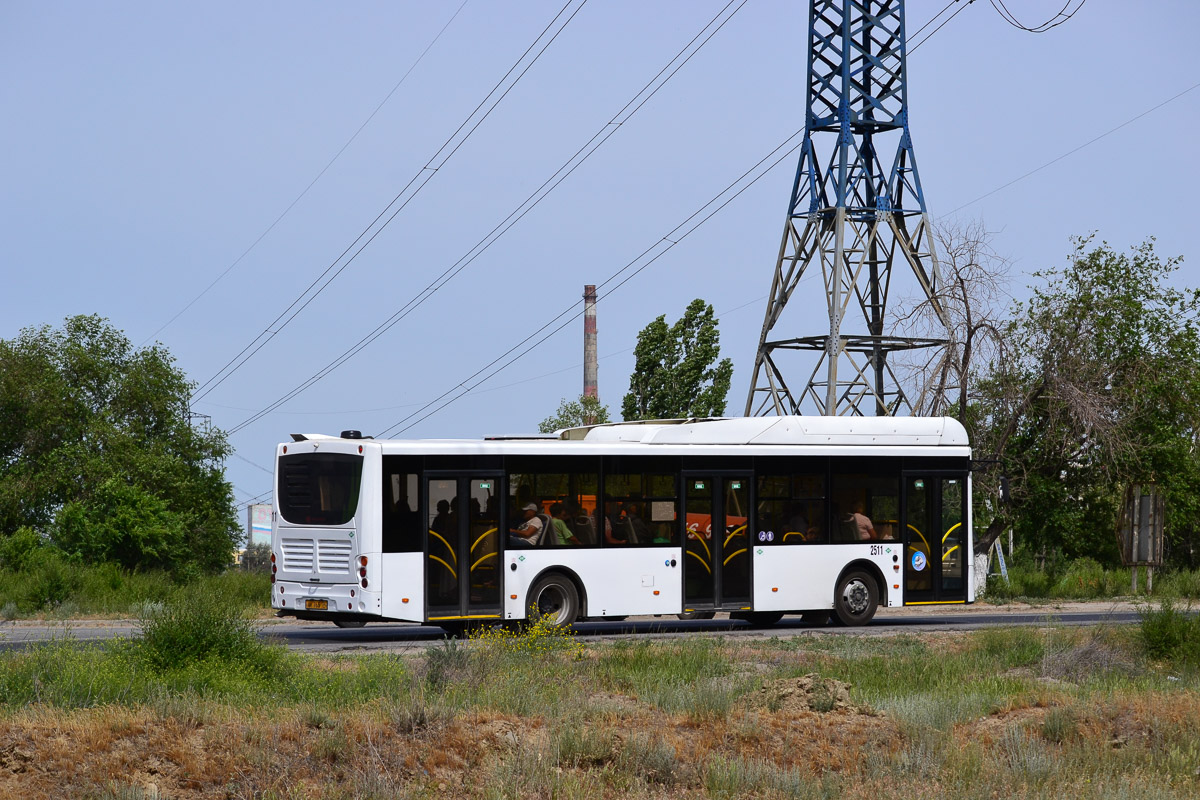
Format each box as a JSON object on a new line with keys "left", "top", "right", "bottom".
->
{"left": 891, "top": 218, "right": 1011, "bottom": 420}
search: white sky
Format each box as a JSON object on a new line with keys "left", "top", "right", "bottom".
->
{"left": 2, "top": 0, "right": 1197, "bottom": 507}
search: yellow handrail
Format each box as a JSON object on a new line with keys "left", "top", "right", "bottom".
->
{"left": 470, "top": 551, "right": 497, "bottom": 572}
{"left": 942, "top": 522, "right": 962, "bottom": 544}
{"left": 428, "top": 529, "right": 457, "bottom": 564}
{"left": 686, "top": 550, "right": 712, "bottom": 574}
{"left": 782, "top": 531, "right": 805, "bottom": 542}
{"left": 908, "top": 524, "right": 930, "bottom": 552}
{"left": 471, "top": 528, "right": 497, "bottom": 554}
{"left": 690, "top": 532, "right": 712, "bottom": 561}
{"left": 723, "top": 525, "right": 746, "bottom": 547}
{"left": 723, "top": 548, "right": 746, "bottom": 566}
{"left": 427, "top": 554, "right": 457, "bottom": 580}
{"left": 942, "top": 544, "right": 959, "bottom": 562}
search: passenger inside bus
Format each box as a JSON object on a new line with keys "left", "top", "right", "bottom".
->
{"left": 508, "top": 503, "right": 544, "bottom": 547}
{"left": 604, "top": 501, "right": 628, "bottom": 545}
{"left": 846, "top": 500, "right": 877, "bottom": 541}
{"left": 549, "top": 503, "right": 581, "bottom": 546}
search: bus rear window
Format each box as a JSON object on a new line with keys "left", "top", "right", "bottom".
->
{"left": 277, "top": 453, "right": 363, "bottom": 525}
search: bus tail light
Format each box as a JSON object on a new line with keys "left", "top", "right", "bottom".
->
{"left": 358, "top": 555, "right": 368, "bottom": 566}
{"left": 361, "top": 578, "right": 368, "bottom": 588}
{"left": 359, "top": 567, "right": 367, "bottom": 578}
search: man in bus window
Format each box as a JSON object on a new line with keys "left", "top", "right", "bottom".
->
{"left": 847, "top": 500, "right": 877, "bottom": 541}
{"left": 549, "top": 503, "right": 581, "bottom": 546}
{"left": 508, "top": 503, "right": 544, "bottom": 547}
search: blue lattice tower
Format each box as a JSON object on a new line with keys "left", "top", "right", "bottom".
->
{"left": 745, "top": 0, "right": 951, "bottom": 417}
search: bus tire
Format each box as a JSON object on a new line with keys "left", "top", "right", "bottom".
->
{"left": 834, "top": 569, "right": 878, "bottom": 627}
{"left": 677, "top": 610, "right": 716, "bottom": 620}
{"left": 333, "top": 620, "right": 366, "bottom": 628}
{"left": 800, "top": 610, "right": 831, "bottom": 627}
{"left": 738, "top": 611, "right": 783, "bottom": 628}
{"left": 528, "top": 573, "right": 579, "bottom": 627}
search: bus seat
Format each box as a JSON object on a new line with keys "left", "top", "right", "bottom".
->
{"left": 572, "top": 516, "right": 596, "bottom": 545}
{"left": 536, "top": 513, "right": 554, "bottom": 546}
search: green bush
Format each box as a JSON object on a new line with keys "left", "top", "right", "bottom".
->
{"left": 0, "top": 527, "right": 43, "bottom": 571}
{"left": 1156, "top": 569, "right": 1200, "bottom": 600}
{"left": 1138, "top": 599, "right": 1200, "bottom": 664}
{"left": 16, "top": 549, "right": 71, "bottom": 612}
{"left": 135, "top": 586, "right": 273, "bottom": 673}
{"left": 1053, "top": 557, "right": 1109, "bottom": 598}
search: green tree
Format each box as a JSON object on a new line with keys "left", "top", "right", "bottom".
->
{"left": 621, "top": 298, "right": 733, "bottom": 421}
{"left": 972, "top": 238, "right": 1200, "bottom": 564}
{"left": 538, "top": 395, "right": 611, "bottom": 433}
{"left": 0, "top": 315, "right": 238, "bottom": 572}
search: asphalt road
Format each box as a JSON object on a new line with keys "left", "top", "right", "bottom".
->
{"left": 0, "top": 602, "right": 1144, "bottom": 654}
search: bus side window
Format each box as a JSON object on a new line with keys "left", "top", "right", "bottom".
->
{"left": 604, "top": 472, "right": 677, "bottom": 546}
{"left": 758, "top": 474, "right": 826, "bottom": 544}
{"left": 830, "top": 469, "right": 898, "bottom": 543}
{"left": 382, "top": 470, "right": 421, "bottom": 553}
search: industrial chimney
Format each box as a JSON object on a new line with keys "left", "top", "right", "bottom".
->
{"left": 583, "top": 284, "right": 598, "bottom": 400}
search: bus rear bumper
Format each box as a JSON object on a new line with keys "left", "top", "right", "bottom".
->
{"left": 272, "top": 580, "right": 381, "bottom": 617}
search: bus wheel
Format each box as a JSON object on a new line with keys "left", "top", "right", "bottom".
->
{"left": 834, "top": 570, "right": 878, "bottom": 627}
{"left": 529, "top": 573, "right": 579, "bottom": 627}
{"left": 800, "top": 610, "right": 831, "bottom": 627}
{"left": 333, "top": 620, "right": 366, "bottom": 628}
{"left": 677, "top": 610, "right": 716, "bottom": 620}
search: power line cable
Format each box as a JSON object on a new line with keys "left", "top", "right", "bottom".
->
{"left": 225, "top": 0, "right": 749, "bottom": 436}
{"left": 191, "top": 0, "right": 587, "bottom": 403}
{"left": 375, "top": 128, "right": 808, "bottom": 438}
{"left": 946, "top": 79, "right": 1200, "bottom": 215}
{"left": 369, "top": 1, "right": 990, "bottom": 437}
{"left": 143, "top": 1, "right": 470, "bottom": 346}
{"left": 988, "top": 0, "right": 1087, "bottom": 33}
{"left": 908, "top": 0, "right": 975, "bottom": 53}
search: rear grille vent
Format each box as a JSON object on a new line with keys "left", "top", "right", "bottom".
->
{"left": 281, "top": 538, "right": 314, "bottom": 572}
{"left": 317, "top": 539, "right": 353, "bottom": 573}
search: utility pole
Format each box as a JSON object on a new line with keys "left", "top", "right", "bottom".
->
{"left": 745, "top": 0, "right": 953, "bottom": 417}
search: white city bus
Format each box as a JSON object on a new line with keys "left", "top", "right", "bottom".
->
{"left": 270, "top": 416, "right": 972, "bottom": 631}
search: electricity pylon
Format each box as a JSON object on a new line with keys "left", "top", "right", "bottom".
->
{"left": 745, "top": 0, "right": 951, "bottom": 417}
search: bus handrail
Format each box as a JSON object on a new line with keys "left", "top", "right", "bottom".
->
{"left": 428, "top": 530, "right": 457, "bottom": 565}
{"left": 471, "top": 528, "right": 497, "bottom": 554}
{"left": 427, "top": 554, "right": 456, "bottom": 580}
{"left": 724, "top": 525, "right": 746, "bottom": 547}
{"left": 471, "top": 551, "right": 497, "bottom": 572}
{"left": 723, "top": 548, "right": 746, "bottom": 566}
{"left": 686, "top": 550, "right": 712, "bottom": 574}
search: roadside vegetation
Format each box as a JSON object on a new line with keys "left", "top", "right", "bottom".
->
{"left": 984, "top": 557, "right": 1200, "bottom": 603}
{"left": 0, "top": 559, "right": 269, "bottom": 620}
{"left": 2, "top": 596, "right": 1199, "bottom": 798}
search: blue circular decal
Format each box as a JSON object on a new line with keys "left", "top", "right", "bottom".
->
{"left": 911, "top": 551, "right": 927, "bottom": 572}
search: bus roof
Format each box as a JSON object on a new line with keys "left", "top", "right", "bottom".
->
{"left": 289, "top": 416, "right": 969, "bottom": 451}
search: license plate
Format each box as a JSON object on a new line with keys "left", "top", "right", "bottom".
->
{"left": 305, "top": 599, "right": 328, "bottom": 611}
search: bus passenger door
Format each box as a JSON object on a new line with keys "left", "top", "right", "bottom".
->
{"left": 425, "top": 474, "right": 503, "bottom": 622}
{"left": 903, "top": 474, "right": 967, "bottom": 604}
{"left": 683, "top": 474, "right": 752, "bottom": 613}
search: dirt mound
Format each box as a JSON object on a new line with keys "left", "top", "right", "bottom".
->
{"left": 751, "top": 673, "right": 876, "bottom": 715}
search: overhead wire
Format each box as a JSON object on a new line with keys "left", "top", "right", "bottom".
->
{"left": 988, "top": 0, "right": 1087, "bottom": 33}
{"left": 368, "top": 0, "right": 1009, "bottom": 437}
{"left": 143, "top": 1, "right": 470, "bottom": 346}
{"left": 375, "top": 127, "right": 808, "bottom": 438}
{"left": 191, "top": 0, "right": 587, "bottom": 403}
{"left": 946, "top": 78, "right": 1200, "bottom": 215}
{"left": 228, "top": 0, "right": 964, "bottom": 498}
{"left": 224, "top": 0, "right": 750, "bottom": 436}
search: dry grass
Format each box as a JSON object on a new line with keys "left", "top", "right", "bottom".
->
{"left": 1, "top": 625, "right": 1199, "bottom": 798}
